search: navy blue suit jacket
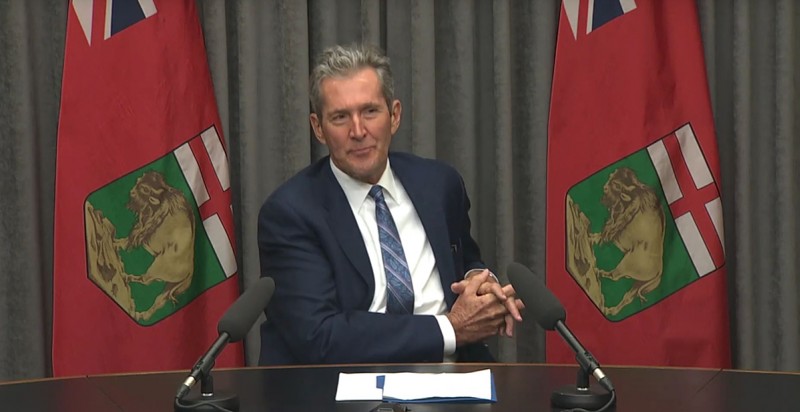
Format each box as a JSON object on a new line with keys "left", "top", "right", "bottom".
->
{"left": 258, "top": 152, "right": 493, "bottom": 365}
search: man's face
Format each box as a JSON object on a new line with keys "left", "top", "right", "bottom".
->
{"left": 310, "top": 68, "right": 401, "bottom": 184}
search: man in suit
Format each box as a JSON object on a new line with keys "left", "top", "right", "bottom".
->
{"left": 258, "top": 44, "right": 522, "bottom": 365}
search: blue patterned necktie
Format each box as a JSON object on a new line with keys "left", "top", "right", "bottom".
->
{"left": 368, "top": 185, "right": 415, "bottom": 314}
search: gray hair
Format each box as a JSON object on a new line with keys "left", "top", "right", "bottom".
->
{"left": 309, "top": 44, "right": 395, "bottom": 116}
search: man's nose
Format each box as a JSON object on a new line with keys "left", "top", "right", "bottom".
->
{"left": 350, "top": 115, "right": 367, "bottom": 139}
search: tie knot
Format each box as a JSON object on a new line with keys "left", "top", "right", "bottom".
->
{"left": 368, "top": 185, "right": 385, "bottom": 202}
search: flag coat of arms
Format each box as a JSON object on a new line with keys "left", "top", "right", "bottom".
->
{"left": 53, "top": 0, "right": 242, "bottom": 376}
{"left": 546, "top": 0, "right": 730, "bottom": 367}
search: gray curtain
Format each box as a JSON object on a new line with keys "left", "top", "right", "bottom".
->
{"left": 0, "top": 0, "right": 797, "bottom": 381}
{"left": 698, "top": 0, "right": 800, "bottom": 370}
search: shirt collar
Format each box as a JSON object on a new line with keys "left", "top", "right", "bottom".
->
{"left": 330, "top": 157, "right": 400, "bottom": 210}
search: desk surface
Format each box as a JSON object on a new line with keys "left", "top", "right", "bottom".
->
{"left": 2, "top": 364, "right": 799, "bottom": 411}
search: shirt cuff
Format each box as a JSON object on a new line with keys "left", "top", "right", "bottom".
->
{"left": 464, "top": 268, "right": 499, "bottom": 284}
{"left": 435, "top": 315, "right": 456, "bottom": 358}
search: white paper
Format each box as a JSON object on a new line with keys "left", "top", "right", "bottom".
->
{"left": 381, "top": 369, "right": 493, "bottom": 401}
{"left": 334, "top": 369, "right": 493, "bottom": 402}
{"left": 334, "top": 372, "right": 384, "bottom": 401}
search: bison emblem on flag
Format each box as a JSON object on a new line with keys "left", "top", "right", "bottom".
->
{"left": 565, "top": 123, "right": 725, "bottom": 321}
{"left": 83, "top": 125, "right": 236, "bottom": 325}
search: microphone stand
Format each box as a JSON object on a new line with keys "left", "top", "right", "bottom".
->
{"left": 174, "top": 367, "right": 239, "bottom": 412}
{"left": 550, "top": 366, "right": 613, "bottom": 410}
{"left": 550, "top": 323, "right": 614, "bottom": 410}
{"left": 172, "top": 276, "right": 275, "bottom": 412}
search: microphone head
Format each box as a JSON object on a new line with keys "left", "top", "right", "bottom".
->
{"left": 506, "top": 262, "right": 566, "bottom": 330}
{"left": 217, "top": 276, "right": 275, "bottom": 342}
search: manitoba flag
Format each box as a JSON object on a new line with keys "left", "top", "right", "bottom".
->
{"left": 53, "top": 0, "right": 243, "bottom": 375}
{"left": 546, "top": 0, "right": 730, "bottom": 367}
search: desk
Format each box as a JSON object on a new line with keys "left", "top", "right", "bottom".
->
{"left": 2, "top": 364, "right": 799, "bottom": 411}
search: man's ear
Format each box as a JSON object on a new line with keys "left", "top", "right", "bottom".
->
{"left": 310, "top": 113, "right": 326, "bottom": 145}
{"left": 390, "top": 100, "right": 402, "bottom": 134}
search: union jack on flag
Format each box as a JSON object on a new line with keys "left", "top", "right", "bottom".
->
{"left": 563, "top": 0, "right": 637, "bottom": 39}
{"left": 72, "top": 0, "right": 157, "bottom": 45}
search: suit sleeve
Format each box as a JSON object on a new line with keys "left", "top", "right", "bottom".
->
{"left": 258, "top": 195, "right": 445, "bottom": 364}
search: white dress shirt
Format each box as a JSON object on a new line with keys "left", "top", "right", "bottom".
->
{"left": 330, "top": 159, "right": 457, "bottom": 360}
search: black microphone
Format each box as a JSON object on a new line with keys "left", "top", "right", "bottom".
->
{"left": 176, "top": 276, "right": 275, "bottom": 400}
{"left": 507, "top": 262, "right": 614, "bottom": 395}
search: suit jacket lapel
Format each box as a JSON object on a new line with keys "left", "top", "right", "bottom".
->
{"left": 318, "top": 162, "right": 375, "bottom": 294}
{"left": 392, "top": 155, "right": 457, "bottom": 308}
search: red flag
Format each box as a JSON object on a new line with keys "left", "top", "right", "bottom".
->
{"left": 53, "top": 0, "right": 243, "bottom": 376}
{"left": 546, "top": 0, "right": 730, "bottom": 367}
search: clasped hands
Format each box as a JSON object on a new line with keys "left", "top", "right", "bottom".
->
{"left": 446, "top": 270, "right": 525, "bottom": 346}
